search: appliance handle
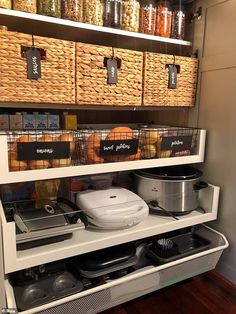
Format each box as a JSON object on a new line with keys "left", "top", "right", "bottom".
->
{"left": 107, "top": 204, "right": 148, "bottom": 218}
{"left": 193, "top": 181, "right": 209, "bottom": 191}
{"left": 57, "top": 197, "right": 88, "bottom": 226}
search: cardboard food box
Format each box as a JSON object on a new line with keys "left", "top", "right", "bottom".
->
{"left": 9, "top": 114, "right": 23, "bottom": 130}
{"left": 0, "top": 114, "right": 9, "bottom": 130}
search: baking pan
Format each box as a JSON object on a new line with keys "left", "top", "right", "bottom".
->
{"left": 146, "top": 232, "right": 211, "bottom": 264}
{"left": 13, "top": 271, "right": 83, "bottom": 311}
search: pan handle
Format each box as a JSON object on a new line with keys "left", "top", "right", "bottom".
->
{"left": 193, "top": 181, "right": 208, "bottom": 191}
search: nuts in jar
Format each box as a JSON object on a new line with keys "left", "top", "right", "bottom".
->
{"left": 83, "top": 0, "right": 103, "bottom": 26}
{"left": 104, "top": 0, "right": 122, "bottom": 29}
{"left": 155, "top": 1, "right": 172, "bottom": 37}
{"left": 171, "top": 4, "right": 186, "bottom": 39}
{"left": 122, "top": 0, "right": 140, "bottom": 32}
{"left": 139, "top": 0, "right": 156, "bottom": 35}
{"left": 37, "top": 0, "right": 61, "bottom": 18}
{"left": 61, "top": 0, "right": 83, "bottom": 22}
{"left": 13, "top": 0, "right": 36, "bottom": 13}
{"left": 0, "top": 0, "right": 11, "bottom": 9}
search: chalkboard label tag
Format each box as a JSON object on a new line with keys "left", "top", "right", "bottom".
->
{"left": 17, "top": 142, "right": 70, "bottom": 160}
{"left": 161, "top": 135, "right": 193, "bottom": 152}
{"left": 26, "top": 48, "right": 41, "bottom": 80}
{"left": 107, "top": 58, "right": 118, "bottom": 84}
{"left": 168, "top": 64, "right": 178, "bottom": 89}
{"left": 100, "top": 139, "right": 138, "bottom": 156}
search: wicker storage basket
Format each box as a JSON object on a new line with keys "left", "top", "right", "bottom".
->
{"left": 0, "top": 30, "right": 75, "bottom": 104}
{"left": 76, "top": 43, "right": 143, "bottom": 106}
{"left": 143, "top": 53, "right": 198, "bottom": 106}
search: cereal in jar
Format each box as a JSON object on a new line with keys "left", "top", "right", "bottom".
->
{"left": 61, "top": 0, "right": 83, "bottom": 22}
{"left": 139, "top": 0, "right": 156, "bottom": 35}
{"left": 171, "top": 4, "right": 185, "bottom": 39}
{"left": 155, "top": 0, "right": 172, "bottom": 37}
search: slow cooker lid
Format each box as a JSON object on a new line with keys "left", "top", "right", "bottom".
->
{"left": 137, "top": 165, "right": 202, "bottom": 180}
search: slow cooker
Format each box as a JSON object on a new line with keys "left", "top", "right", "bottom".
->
{"left": 134, "top": 165, "right": 208, "bottom": 214}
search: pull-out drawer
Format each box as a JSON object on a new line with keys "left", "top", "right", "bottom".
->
{"left": 5, "top": 225, "right": 228, "bottom": 314}
{"left": 1, "top": 183, "right": 219, "bottom": 274}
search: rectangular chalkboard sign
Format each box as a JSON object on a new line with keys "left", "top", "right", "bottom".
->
{"left": 17, "top": 142, "right": 70, "bottom": 160}
{"left": 100, "top": 139, "right": 138, "bottom": 156}
{"left": 161, "top": 135, "right": 193, "bottom": 152}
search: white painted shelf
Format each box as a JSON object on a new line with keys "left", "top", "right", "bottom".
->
{"left": 1, "top": 183, "right": 219, "bottom": 273}
{"left": 0, "top": 129, "right": 206, "bottom": 184}
{"left": 0, "top": 9, "right": 191, "bottom": 52}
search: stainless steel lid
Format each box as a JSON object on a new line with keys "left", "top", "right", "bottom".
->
{"left": 136, "top": 165, "right": 202, "bottom": 180}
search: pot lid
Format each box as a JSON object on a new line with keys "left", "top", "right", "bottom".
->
{"left": 136, "top": 165, "right": 202, "bottom": 180}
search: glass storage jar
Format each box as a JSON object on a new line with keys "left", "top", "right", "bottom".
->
{"left": 155, "top": 0, "right": 172, "bottom": 37}
{"left": 61, "top": 0, "right": 83, "bottom": 22}
{"left": 104, "top": 0, "right": 122, "bottom": 29}
{"left": 83, "top": 0, "right": 103, "bottom": 26}
{"left": 139, "top": 0, "right": 156, "bottom": 35}
{"left": 37, "top": 0, "right": 61, "bottom": 18}
{"left": 171, "top": 4, "right": 185, "bottom": 39}
{"left": 121, "top": 0, "right": 140, "bottom": 32}
{"left": 13, "top": 0, "right": 36, "bottom": 13}
{"left": 0, "top": 0, "right": 11, "bottom": 9}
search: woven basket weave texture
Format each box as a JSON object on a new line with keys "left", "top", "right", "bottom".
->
{"left": 76, "top": 42, "right": 143, "bottom": 106}
{"left": 0, "top": 30, "right": 75, "bottom": 104}
{"left": 143, "top": 52, "right": 198, "bottom": 106}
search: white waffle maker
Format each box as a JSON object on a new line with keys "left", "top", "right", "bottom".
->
{"left": 76, "top": 187, "right": 149, "bottom": 230}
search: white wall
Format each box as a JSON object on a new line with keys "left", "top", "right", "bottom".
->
{"left": 195, "top": 0, "right": 236, "bottom": 283}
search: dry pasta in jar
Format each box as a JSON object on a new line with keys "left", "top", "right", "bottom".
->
{"left": 122, "top": 0, "right": 140, "bottom": 32}
{"left": 37, "top": 0, "right": 61, "bottom": 18}
{"left": 13, "top": 0, "right": 37, "bottom": 13}
{"left": 83, "top": 0, "right": 103, "bottom": 26}
{"left": 0, "top": 0, "right": 11, "bottom": 9}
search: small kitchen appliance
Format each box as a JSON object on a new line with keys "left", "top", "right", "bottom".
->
{"left": 76, "top": 187, "right": 149, "bottom": 229}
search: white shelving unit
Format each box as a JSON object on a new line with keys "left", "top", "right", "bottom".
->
{"left": 4, "top": 225, "right": 229, "bottom": 314}
{"left": 0, "top": 9, "right": 191, "bottom": 52}
{"left": 0, "top": 183, "right": 219, "bottom": 274}
{"left": 0, "top": 130, "right": 206, "bottom": 184}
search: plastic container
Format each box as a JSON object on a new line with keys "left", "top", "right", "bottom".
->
{"left": 13, "top": 0, "right": 36, "bottom": 13}
{"left": 139, "top": 0, "right": 156, "bottom": 35}
{"left": 171, "top": 4, "right": 186, "bottom": 40}
{"left": 83, "top": 0, "right": 104, "bottom": 26}
{"left": 104, "top": 0, "right": 122, "bottom": 29}
{"left": 61, "top": 0, "right": 83, "bottom": 22}
{"left": 0, "top": 0, "right": 11, "bottom": 9}
{"left": 155, "top": 0, "right": 172, "bottom": 37}
{"left": 122, "top": 0, "right": 140, "bottom": 32}
{"left": 37, "top": 0, "right": 61, "bottom": 18}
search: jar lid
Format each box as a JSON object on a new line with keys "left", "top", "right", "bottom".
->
{"left": 172, "top": 4, "right": 185, "bottom": 11}
{"left": 141, "top": 0, "right": 156, "bottom": 6}
{"left": 157, "top": 0, "right": 171, "bottom": 4}
{"left": 0, "top": 25, "right": 8, "bottom": 31}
